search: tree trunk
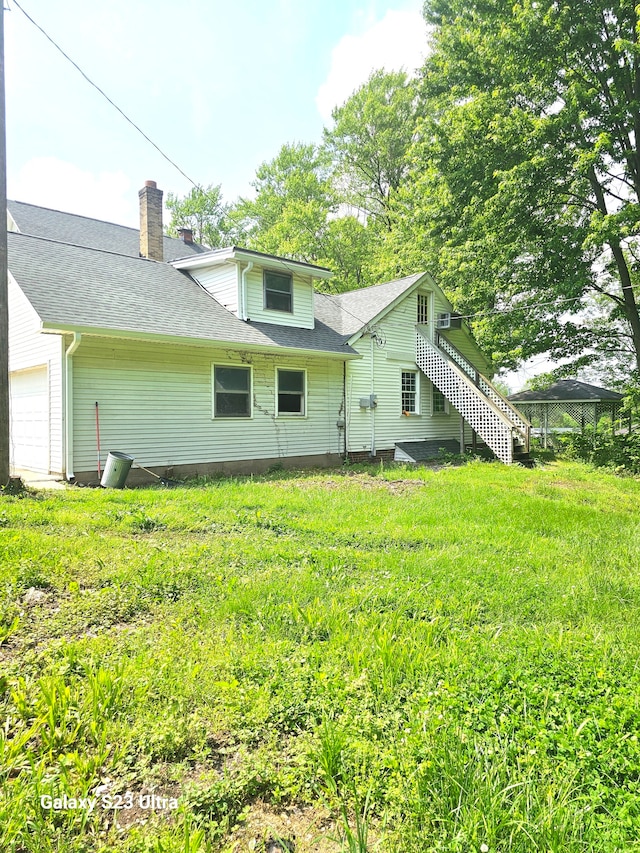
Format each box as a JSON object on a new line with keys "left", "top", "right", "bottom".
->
{"left": 610, "top": 240, "right": 640, "bottom": 373}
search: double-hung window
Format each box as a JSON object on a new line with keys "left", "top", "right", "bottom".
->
{"left": 277, "top": 369, "right": 306, "bottom": 416}
{"left": 213, "top": 365, "right": 251, "bottom": 418}
{"left": 401, "top": 370, "right": 419, "bottom": 414}
{"left": 264, "top": 270, "right": 293, "bottom": 312}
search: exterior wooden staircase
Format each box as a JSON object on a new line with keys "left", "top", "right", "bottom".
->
{"left": 415, "top": 329, "right": 532, "bottom": 465}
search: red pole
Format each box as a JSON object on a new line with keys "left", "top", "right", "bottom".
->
{"left": 95, "top": 402, "right": 101, "bottom": 477}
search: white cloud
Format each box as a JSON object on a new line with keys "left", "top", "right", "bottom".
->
{"left": 8, "top": 158, "right": 136, "bottom": 226}
{"left": 316, "top": 9, "right": 427, "bottom": 123}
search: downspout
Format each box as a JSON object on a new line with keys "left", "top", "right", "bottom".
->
{"left": 370, "top": 332, "right": 376, "bottom": 457}
{"left": 342, "top": 360, "right": 347, "bottom": 458}
{"left": 240, "top": 261, "right": 254, "bottom": 320}
{"left": 64, "top": 332, "right": 81, "bottom": 481}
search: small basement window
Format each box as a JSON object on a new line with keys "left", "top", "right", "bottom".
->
{"left": 432, "top": 386, "right": 448, "bottom": 414}
{"left": 264, "top": 270, "right": 293, "bottom": 312}
{"left": 213, "top": 365, "right": 251, "bottom": 417}
{"left": 401, "top": 370, "right": 419, "bottom": 414}
{"left": 277, "top": 369, "right": 306, "bottom": 416}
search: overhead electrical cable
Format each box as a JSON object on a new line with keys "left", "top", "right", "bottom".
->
{"left": 11, "top": 0, "right": 200, "bottom": 189}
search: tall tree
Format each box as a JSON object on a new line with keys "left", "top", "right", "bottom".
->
{"left": 230, "top": 143, "right": 333, "bottom": 261}
{"left": 324, "top": 69, "right": 417, "bottom": 231}
{"left": 165, "top": 184, "right": 229, "bottom": 248}
{"left": 228, "top": 142, "right": 376, "bottom": 291}
{"left": 402, "top": 0, "right": 640, "bottom": 375}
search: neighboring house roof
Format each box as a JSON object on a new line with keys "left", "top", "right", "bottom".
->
{"left": 7, "top": 199, "right": 207, "bottom": 263}
{"left": 316, "top": 273, "right": 426, "bottom": 339}
{"left": 7, "top": 232, "right": 355, "bottom": 357}
{"left": 509, "top": 379, "right": 624, "bottom": 403}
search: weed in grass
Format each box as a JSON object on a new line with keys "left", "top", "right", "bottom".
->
{"left": 314, "top": 717, "right": 347, "bottom": 794}
{"left": 337, "top": 784, "right": 374, "bottom": 853}
{"left": 0, "top": 615, "right": 21, "bottom": 645}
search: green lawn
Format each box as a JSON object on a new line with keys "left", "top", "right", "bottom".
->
{"left": 1, "top": 460, "right": 640, "bottom": 852}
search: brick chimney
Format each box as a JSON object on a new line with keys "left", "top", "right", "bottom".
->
{"left": 139, "top": 180, "right": 163, "bottom": 261}
{"left": 178, "top": 227, "right": 194, "bottom": 244}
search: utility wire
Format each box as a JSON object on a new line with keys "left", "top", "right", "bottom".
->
{"left": 11, "top": 0, "right": 200, "bottom": 189}
{"left": 454, "top": 280, "right": 640, "bottom": 324}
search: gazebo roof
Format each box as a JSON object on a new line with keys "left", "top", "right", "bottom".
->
{"left": 509, "top": 379, "right": 624, "bottom": 404}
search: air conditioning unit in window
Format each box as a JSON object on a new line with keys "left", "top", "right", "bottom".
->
{"left": 436, "top": 312, "right": 463, "bottom": 330}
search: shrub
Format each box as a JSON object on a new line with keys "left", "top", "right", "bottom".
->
{"left": 560, "top": 428, "right": 640, "bottom": 474}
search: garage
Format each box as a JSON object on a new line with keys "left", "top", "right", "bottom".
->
{"left": 9, "top": 366, "right": 50, "bottom": 473}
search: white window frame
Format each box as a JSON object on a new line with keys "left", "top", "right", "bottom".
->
{"left": 264, "top": 269, "right": 294, "bottom": 313}
{"left": 401, "top": 369, "right": 420, "bottom": 416}
{"left": 211, "top": 363, "right": 253, "bottom": 419}
{"left": 417, "top": 292, "right": 430, "bottom": 325}
{"left": 432, "top": 384, "right": 449, "bottom": 415}
{"left": 275, "top": 367, "right": 307, "bottom": 417}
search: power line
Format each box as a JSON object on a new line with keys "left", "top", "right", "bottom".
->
{"left": 454, "top": 280, "right": 640, "bottom": 324}
{"left": 11, "top": 0, "right": 200, "bottom": 189}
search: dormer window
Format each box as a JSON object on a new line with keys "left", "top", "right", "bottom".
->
{"left": 264, "top": 270, "right": 293, "bottom": 313}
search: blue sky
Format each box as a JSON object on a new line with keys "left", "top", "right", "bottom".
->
{"left": 5, "top": 0, "right": 427, "bottom": 227}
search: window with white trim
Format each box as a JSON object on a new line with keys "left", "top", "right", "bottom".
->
{"left": 213, "top": 365, "right": 252, "bottom": 417}
{"left": 401, "top": 370, "right": 419, "bottom": 414}
{"left": 432, "top": 386, "right": 448, "bottom": 414}
{"left": 264, "top": 270, "right": 293, "bottom": 312}
{"left": 417, "top": 293, "right": 429, "bottom": 325}
{"left": 277, "top": 369, "right": 306, "bottom": 416}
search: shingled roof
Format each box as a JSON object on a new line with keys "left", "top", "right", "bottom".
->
{"left": 509, "top": 379, "right": 624, "bottom": 403}
{"left": 7, "top": 199, "right": 207, "bottom": 263}
{"left": 7, "top": 232, "right": 355, "bottom": 357}
{"left": 7, "top": 199, "right": 437, "bottom": 357}
{"left": 315, "top": 273, "right": 425, "bottom": 339}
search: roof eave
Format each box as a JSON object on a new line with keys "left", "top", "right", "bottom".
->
{"left": 511, "top": 396, "right": 622, "bottom": 403}
{"left": 40, "top": 322, "right": 359, "bottom": 360}
{"left": 344, "top": 271, "right": 435, "bottom": 346}
{"left": 172, "top": 247, "right": 333, "bottom": 280}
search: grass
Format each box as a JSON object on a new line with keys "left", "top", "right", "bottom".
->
{"left": 1, "top": 459, "right": 640, "bottom": 851}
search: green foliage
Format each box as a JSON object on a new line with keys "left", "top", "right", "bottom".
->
{"left": 165, "top": 184, "right": 230, "bottom": 249}
{"left": 558, "top": 385, "right": 640, "bottom": 472}
{"left": 225, "top": 142, "right": 379, "bottom": 292}
{"left": 398, "top": 0, "right": 640, "bottom": 374}
{"left": 170, "top": 71, "right": 420, "bottom": 294}
{"left": 226, "top": 142, "right": 332, "bottom": 260}
{"left": 561, "top": 427, "right": 640, "bottom": 473}
{"left": 324, "top": 69, "right": 417, "bottom": 230}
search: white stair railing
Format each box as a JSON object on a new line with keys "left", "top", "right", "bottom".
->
{"left": 435, "top": 333, "right": 531, "bottom": 451}
{"left": 416, "top": 331, "right": 516, "bottom": 464}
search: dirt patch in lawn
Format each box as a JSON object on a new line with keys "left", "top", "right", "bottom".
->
{"left": 292, "top": 472, "right": 438, "bottom": 494}
{"left": 224, "top": 802, "right": 338, "bottom": 852}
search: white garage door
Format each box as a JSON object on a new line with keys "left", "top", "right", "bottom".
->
{"left": 10, "top": 366, "right": 50, "bottom": 473}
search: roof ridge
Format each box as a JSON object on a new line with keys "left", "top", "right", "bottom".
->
{"left": 8, "top": 198, "right": 139, "bottom": 232}
{"left": 336, "top": 272, "right": 424, "bottom": 299}
{"left": 8, "top": 199, "right": 188, "bottom": 245}
{"left": 7, "top": 229, "right": 163, "bottom": 263}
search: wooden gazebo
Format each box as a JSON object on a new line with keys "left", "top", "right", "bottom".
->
{"left": 508, "top": 380, "right": 624, "bottom": 447}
